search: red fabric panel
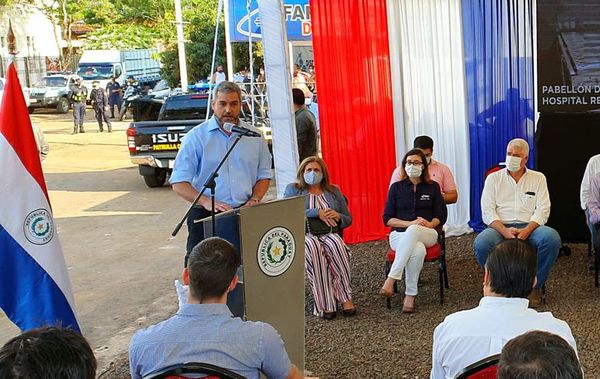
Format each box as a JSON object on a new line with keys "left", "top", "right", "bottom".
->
{"left": 310, "top": 0, "right": 396, "bottom": 243}
{"left": 0, "top": 63, "right": 48, "bottom": 201}
{"left": 387, "top": 244, "right": 441, "bottom": 263}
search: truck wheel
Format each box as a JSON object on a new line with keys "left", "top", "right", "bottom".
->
{"left": 143, "top": 168, "right": 167, "bottom": 188}
{"left": 56, "top": 97, "right": 70, "bottom": 114}
{"left": 28, "top": 107, "right": 35, "bottom": 114}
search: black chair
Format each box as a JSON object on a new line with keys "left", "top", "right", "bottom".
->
{"left": 142, "top": 362, "right": 246, "bottom": 379}
{"left": 384, "top": 229, "right": 449, "bottom": 308}
{"left": 454, "top": 354, "right": 500, "bottom": 379}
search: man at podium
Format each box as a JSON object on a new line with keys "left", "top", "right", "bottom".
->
{"left": 169, "top": 81, "right": 272, "bottom": 264}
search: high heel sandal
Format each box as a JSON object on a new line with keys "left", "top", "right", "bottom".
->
{"left": 323, "top": 311, "right": 337, "bottom": 320}
{"left": 402, "top": 297, "right": 416, "bottom": 313}
{"left": 379, "top": 288, "right": 393, "bottom": 299}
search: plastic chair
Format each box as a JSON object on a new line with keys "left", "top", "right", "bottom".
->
{"left": 454, "top": 354, "right": 500, "bottom": 379}
{"left": 142, "top": 362, "right": 246, "bottom": 379}
{"left": 384, "top": 230, "right": 448, "bottom": 308}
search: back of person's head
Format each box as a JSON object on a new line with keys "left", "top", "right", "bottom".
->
{"left": 413, "top": 135, "right": 434, "bottom": 150}
{"left": 0, "top": 326, "right": 96, "bottom": 379}
{"left": 485, "top": 239, "right": 537, "bottom": 298}
{"left": 292, "top": 88, "right": 305, "bottom": 106}
{"left": 498, "top": 331, "right": 581, "bottom": 379}
{"left": 187, "top": 237, "right": 240, "bottom": 301}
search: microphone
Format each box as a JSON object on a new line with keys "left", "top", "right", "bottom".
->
{"left": 223, "top": 122, "right": 262, "bottom": 137}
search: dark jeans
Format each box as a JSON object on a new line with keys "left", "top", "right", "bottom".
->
{"left": 94, "top": 105, "right": 112, "bottom": 131}
{"left": 108, "top": 96, "right": 122, "bottom": 117}
{"left": 72, "top": 102, "right": 86, "bottom": 128}
{"left": 185, "top": 206, "right": 244, "bottom": 317}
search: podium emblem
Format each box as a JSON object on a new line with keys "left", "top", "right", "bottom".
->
{"left": 258, "top": 227, "right": 296, "bottom": 276}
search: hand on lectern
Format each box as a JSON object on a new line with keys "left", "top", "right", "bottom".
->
{"left": 175, "top": 279, "right": 189, "bottom": 308}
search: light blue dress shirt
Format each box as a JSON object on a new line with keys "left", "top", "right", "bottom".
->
{"left": 169, "top": 116, "right": 272, "bottom": 207}
{"left": 129, "top": 303, "right": 292, "bottom": 379}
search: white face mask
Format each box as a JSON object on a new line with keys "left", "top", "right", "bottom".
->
{"left": 425, "top": 156, "right": 432, "bottom": 165}
{"left": 505, "top": 155, "right": 522, "bottom": 172}
{"left": 405, "top": 164, "right": 423, "bottom": 178}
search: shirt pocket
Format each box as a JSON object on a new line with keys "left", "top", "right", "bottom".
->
{"left": 520, "top": 192, "right": 536, "bottom": 213}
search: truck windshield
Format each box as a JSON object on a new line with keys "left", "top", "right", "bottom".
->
{"left": 34, "top": 77, "right": 68, "bottom": 87}
{"left": 77, "top": 65, "right": 113, "bottom": 80}
{"left": 160, "top": 96, "right": 208, "bottom": 120}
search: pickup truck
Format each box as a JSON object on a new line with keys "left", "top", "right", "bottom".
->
{"left": 127, "top": 93, "right": 272, "bottom": 187}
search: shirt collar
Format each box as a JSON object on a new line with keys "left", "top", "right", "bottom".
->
{"left": 177, "top": 303, "right": 233, "bottom": 317}
{"left": 479, "top": 296, "right": 529, "bottom": 309}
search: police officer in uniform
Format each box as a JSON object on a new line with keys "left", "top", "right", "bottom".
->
{"left": 90, "top": 81, "right": 112, "bottom": 132}
{"left": 107, "top": 76, "right": 122, "bottom": 118}
{"left": 69, "top": 77, "right": 88, "bottom": 134}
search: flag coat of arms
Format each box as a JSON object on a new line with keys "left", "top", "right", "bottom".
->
{"left": 0, "top": 63, "right": 80, "bottom": 332}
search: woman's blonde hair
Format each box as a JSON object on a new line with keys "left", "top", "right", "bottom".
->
{"left": 295, "top": 156, "right": 335, "bottom": 192}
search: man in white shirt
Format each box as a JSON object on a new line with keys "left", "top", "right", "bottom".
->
{"left": 580, "top": 154, "right": 600, "bottom": 245}
{"left": 431, "top": 239, "right": 576, "bottom": 379}
{"left": 474, "top": 138, "right": 560, "bottom": 307}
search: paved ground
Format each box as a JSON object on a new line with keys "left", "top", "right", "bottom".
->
{"left": 0, "top": 108, "right": 192, "bottom": 370}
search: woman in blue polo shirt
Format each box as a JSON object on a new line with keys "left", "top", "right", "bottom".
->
{"left": 379, "top": 148, "right": 446, "bottom": 313}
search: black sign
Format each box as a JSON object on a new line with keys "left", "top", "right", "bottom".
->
{"left": 537, "top": 1, "right": 600, "bottom": 112}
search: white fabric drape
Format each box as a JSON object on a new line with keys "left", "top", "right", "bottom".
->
{"left": 386, "top": 0, "right": 472, "bottom": 236}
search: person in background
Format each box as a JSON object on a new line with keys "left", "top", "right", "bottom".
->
{"left": 390, "top": 135, "right": 457, "bottom": 204}
{"left": 106, "top": 76, "right": 122, "bottom": 118}
{"left": 284, "top": 156, "right": 355, "bottom": 320}
{"left": 0, "top": 326, "right": 97, "bottom": 379}
{"left": 211, "top": 64, "right": 226, "bottom": 85}
{"left": 129, "top": 237, "right": 305, "bottom": 379}
{"left": 431, "top": 239, "right": 576, "bottom": 379}
{"left": 474, "top": 138, "right": 559, "bottom": 307}
{"left": 586, "top": 171, "right": 600, "bottom": 254}
{"left": 580, "top": 153, "right": 600, "bottom": 251}
{"left": 68, "top": 76, "right": 87, "bottom": 134}
{"left": 497, "top": 331, "right": 582, "bottom": 379}
{"left": 292, "top": 64, "right": 313, "bottom": 101}
{"left": 32, "top": 123, "right": 49, "bottom": 161}
{"left": 90, "top": 80, "right": 112, "bottom": 133}
{"left": 380, "top": 148, "right": 446, "bottom": 313}
{"left": 292, "top": 88, "right": 317, "bottom": 162}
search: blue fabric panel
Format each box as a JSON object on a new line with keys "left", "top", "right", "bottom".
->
{"left": 462, "top": 0, "right": 536, "bottom": 231}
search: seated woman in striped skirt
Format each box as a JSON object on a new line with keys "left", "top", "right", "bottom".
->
{"left": 284, "top": 156, "right": 356, "bottom": 320}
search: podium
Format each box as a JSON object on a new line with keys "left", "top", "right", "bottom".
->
{"left": 194, "top": 196, "right": 306, "bottom": 371}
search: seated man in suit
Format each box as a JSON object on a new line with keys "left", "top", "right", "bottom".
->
{"left": 390, "top": 135, "right": 458, "bottom": 204}
{"left": 587, "top": 172, "right": 600, "bottom": 253}
{"left": 474, "top": 138, "right": 560, "bottom": 307}
{"left": 498, "top": 331, "right": 582, "bottom": 379}
{"left": 431, "top": 239, "right": 576, "bottom": 379}
{"left": 129, "top": 237, "right": 304, "bottom": 379}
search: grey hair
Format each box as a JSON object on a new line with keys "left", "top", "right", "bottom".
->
{"left": 213, "top": 81, "right": 241, "bottom": 102}
{"left": 507, "top": 138, "right": 529, "bottom": 156}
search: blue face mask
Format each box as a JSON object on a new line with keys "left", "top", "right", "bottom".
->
{"left": 303, "top": 171, "right": 323, "bottom": 185}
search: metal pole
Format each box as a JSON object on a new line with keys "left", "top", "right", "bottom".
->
{"left": 174, "top": 0, "right": 189, "bottom": 93}
{"left": 205, "top": 0, "right": 223, "bottom": 122}
{"left": 223, "top": 0, "right": 235, "bottom": 81}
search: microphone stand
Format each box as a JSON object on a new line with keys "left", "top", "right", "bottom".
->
{"left": 172, "top": 131, "right": 249, "bottom": 237}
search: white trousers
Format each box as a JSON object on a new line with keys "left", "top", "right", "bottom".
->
{"left": 388, "top": 225, "right": 438, "bottom": 296}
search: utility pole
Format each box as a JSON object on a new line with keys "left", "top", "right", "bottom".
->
{"left": 223, "top": 0, "right": 234, "bottom": 81}
{"left": 174, "top": 0, "right": 189, "bottom": 92}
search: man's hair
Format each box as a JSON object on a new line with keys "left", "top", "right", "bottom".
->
{"left": 507, "top": 138, "right": 529, "bottom": 156}
{"left": 0, "top": 326, "right": 96, "bottom": 379}
{"left": 485, "top": 239, "right": 537, "bottom": 298}
{"left": 292, "top": 88, "right": 305, "bottom": 106}
{"left": 413, "top": 135, "right": 434, "bottom": 150}
{"left": 213, "top": 80, "right": 242, "bottom": 102}
{"left": 498, "top": 331, "right": 581, "bottom": 379}
{"left": 187, "top": 237, "right": 240, "bottom": 301}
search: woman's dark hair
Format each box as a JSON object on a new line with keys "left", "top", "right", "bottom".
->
{"left": 498, "top": 331, "right": 581, "bottom": 379}
{"left": 187, "top": 237, "right": 241, "bottom": 302}
{"left": 295, "top": 156, "right": 335, "bottom": 192}
{"left": 485, "top": 239, "right": 537, "bottom": 298}
{"left": 399, "top": 148, "right": 431, "bottom": 183}
{"left": 0, "top": 326, "right": 96, "bottom": 379}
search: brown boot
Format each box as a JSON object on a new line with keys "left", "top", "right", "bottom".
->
{"left": 528, "top": 288, "right": 543, "bottom": 308}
